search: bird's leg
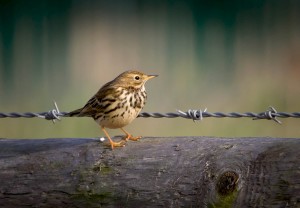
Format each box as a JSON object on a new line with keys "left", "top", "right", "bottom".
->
{"left": 101, "top": 127, "right": 126, "bottom": 149}
{"left": 120, "top": 128, "right": 142, "bottom": 141}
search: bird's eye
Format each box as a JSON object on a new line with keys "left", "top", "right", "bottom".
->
{"left": 134, "top": 75, "right": 140, "bottom": 80}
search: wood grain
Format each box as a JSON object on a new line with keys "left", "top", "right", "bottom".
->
{"left": 0, "top": 137, "right": 299, "bottom": 207}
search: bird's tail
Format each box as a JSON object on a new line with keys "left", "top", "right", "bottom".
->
{"left": 66, "top": 108, "right": 84, "bottom": 117}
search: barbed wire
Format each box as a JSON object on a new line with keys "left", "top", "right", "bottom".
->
{"left": 1, "top": 102, "right": 300, "bottom": 124}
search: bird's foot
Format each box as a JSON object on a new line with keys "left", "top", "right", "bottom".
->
{"left": 105, "top": 140, "right": 126, "bottom": 149}
{"left": 123, "top": 134, "right": 142, "bottom": 141}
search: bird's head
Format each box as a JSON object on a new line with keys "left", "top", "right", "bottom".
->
{"left": 115, "top": 70, "right": 158, "bottom": 89}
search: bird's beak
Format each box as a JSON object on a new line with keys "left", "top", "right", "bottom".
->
{"left": 146, "top": 74, "right": 158, "bottom": 80}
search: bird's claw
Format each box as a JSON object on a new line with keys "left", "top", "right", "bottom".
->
{"left": 123, "top": 135, "right": 142, "bottom": 141}
{"left": 104, "top": 140, "right": 126, "bottom": 149}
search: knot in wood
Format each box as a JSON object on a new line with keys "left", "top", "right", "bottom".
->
{"left": 216, "top": 171, "right": 239, "bottom": 196}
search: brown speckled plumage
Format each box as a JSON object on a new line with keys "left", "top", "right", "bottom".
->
{"left": 68, "top": 70, "right": 157, "bottom": 149}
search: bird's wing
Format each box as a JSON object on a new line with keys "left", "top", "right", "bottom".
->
{"left": 75, "top": 83, "right": 118, "bottom": 117}
{"left": 67, "top": 79, "right": 119, "bottom": 118}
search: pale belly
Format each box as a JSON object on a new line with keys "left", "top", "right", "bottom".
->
{"left": 95, "top": 107, "right": 141, "bottom": 129}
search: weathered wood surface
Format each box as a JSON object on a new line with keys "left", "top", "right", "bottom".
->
{"left": 0, "top": 137, "right": 299, "bottom": 208}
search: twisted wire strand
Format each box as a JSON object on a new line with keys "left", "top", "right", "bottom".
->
{"left": 0, "top": 102, "right": 299, "bottom": 124}
{"left": 138, "top": 111, "right": 300, "bottom": 123}
{"left": 1, "top": 111, "right": 299, "bottom": 119}
{"left": 140, "top": 107, "right": 300, "bottom": 121}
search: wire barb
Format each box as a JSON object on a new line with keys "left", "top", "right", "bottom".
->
{"left": 39, "top": 101, "right": 62, "bottom": 123}
{"left": 177, "top": 108, "right": 207, "bottom": 122}
{"left": 253, "top": 106, "right": 282, "bottom": 124}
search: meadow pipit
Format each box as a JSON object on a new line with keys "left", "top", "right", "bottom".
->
{"left": 67, "top": 70, "right": 157, "bottom": 149}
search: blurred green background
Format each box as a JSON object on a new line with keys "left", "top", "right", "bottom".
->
{"left": 0, "top": 0, "right": 299, "bottom": 139}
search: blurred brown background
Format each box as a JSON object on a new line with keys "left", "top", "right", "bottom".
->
{"left": 0, "top": 0, "right": 299, "bottom": 139}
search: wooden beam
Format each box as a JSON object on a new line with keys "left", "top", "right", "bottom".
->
{"left": 0, "top": 137, "right": 299, "bottom": 207}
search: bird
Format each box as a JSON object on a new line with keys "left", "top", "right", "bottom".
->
{"left": 67, "top": 70, "right": 158, "bottom": 149}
